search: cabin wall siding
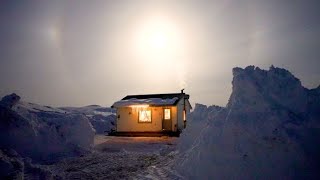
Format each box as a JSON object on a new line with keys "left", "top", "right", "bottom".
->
{"left": 176, "top": 99, "right": 191, "bottom": 130}
{"left": 116, "top": 106, "right": 178, "bottom": 132}
{"left": 177, "top": 99, "right": 184, "bottom": 130}
{"left": 171, "top": 106, "right": 178, "bottom": 131}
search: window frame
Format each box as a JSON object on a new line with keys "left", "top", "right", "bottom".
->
{"left": 138, "top": 109, "right": 152, "bottom": 123}
{"left": 163, "top": 108, "right": 171, "bottom": 120}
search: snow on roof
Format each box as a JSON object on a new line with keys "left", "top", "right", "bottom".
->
{"left": 112, "top": 97, "right": 179, "bottom": 108}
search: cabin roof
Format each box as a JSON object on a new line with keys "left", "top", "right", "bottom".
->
{"left": 112, "top": 93, "right": 190, "bottom": 108}
{"left": 122, "top": 93, "right": 189, "bottom": 100}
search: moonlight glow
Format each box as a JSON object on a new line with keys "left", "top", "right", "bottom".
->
{"left": 150, "top": 31, "right": 167, "bottom": 49}
{"left": 131, "top": 16, "right": 188, "bottom": 88}
{"left": 133, "top": 17, "right": 183, "bottom": 61}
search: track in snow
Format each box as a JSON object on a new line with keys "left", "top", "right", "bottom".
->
{"left": 46, "top": 135, "right": 183, "bottom": 179}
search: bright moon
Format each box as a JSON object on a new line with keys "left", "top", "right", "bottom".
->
{"left": 132, "top": 16, "right": 187, "bottom": 87}
{"left": 133, "top": 17, "right": 182, "bottom": 60}
{"left": 150, "top": 31, "right": 167, "bottom": 49}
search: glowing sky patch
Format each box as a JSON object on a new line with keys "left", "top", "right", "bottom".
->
{"left": 0, "top": 0, "right": 319, "bottom": 107}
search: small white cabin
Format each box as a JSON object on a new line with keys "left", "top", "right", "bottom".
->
{"left": 111, "top": 91, "right": 192, "bottom": 136}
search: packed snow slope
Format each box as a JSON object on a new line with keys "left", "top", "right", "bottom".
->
{"left": 177, "top": 66, "right": 320, "bottom": 179}
{"left": 60, "top": 105, "right": 116, "bottom": 134}
{"left": 0, "top": 94, "right": 95, "bottom": 163}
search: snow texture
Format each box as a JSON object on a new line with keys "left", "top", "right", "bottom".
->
{"left": 176, "top": 65, "right": 320, "bottom": 179}
{"left": 48, "top": 136, "right": 180, "bottom": 179}
{"left": 112, "top": 97, "right": 179, "bottom": 107}
{"left": 60, "top": 105, "right": 116, "bottom": 134}
{"left": 0, "top": 149, "right": 24, "bottom": 179}
{"left": 0, "top": 149, "right": 59, "bottom": 179}
{"left": 60, "top": 105, "right": 115, "bottom": 117}
{"left": 177, "top": 103, "right": 224, "bottom": 154}
{"left": 0, "top": 94, "right": 95, "bottom": 163}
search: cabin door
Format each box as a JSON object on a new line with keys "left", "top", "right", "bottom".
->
{"left": 162, "top": 108, "right": 172, "bottom": 131}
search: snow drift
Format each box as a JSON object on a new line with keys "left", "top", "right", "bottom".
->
{"left": 177, "top": 66, "right": 320, "bottom": 179}
{"left": 178, "top": 103, "right": 224, "bottom": 152}
{"left": 60, "top": 105, "right": 116, "bottom": 134}
{"left": 0, "top": 94, "right": 95, "bottom": 163}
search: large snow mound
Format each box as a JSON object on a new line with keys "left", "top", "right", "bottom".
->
{"left": 0, "top": 94, "right": 95, "bottom": 163}
{"left": 60, "top": 105, "right": 116, "bottom": 134}
{"left": 176, "top": 66, "right": 320, "bottom": 179}
{"left": 178, "top": 103, "right": 224, "bottom": 152}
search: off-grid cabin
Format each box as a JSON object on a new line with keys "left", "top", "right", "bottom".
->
{"left": 111, "top": 90, "right": 192, "bottom": 136}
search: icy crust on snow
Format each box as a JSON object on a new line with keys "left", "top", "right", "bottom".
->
{"left": 112, "top": 97, "right": 179, "bottom": 107}
{"left": 0, "top": 94, "right": 95, "bottom": 163}
{"left": 176, "top": 66, "right": 320, "bottom": 179}
{"left": 60, "top": 105, "right": 116, "bottom": 134}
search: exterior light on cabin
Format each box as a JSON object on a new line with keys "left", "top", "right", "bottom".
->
{"left": 129, "top": 104, "right": 149, "bottom": 109}
{"left": 130, "top": 104, "right": 149, "bottom": 113}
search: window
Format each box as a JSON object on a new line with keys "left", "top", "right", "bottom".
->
{"left": 183, "top": 110, "right": 186, "bottom": 121}
{"left": 164, "top": 109, "right": 171, "bottom": 120}
{"left": 139, "top": 110, "right": 152, "bottom": 122}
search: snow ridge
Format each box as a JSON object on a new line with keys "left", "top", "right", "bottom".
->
{"left": 60, "top": 105, "right": 116, "bottom": 134}
{"left": 176, "top": 65, "right": 320, "bottom": 179}
{"left": 0, "top": 94, "right": 95, "bottom": 164}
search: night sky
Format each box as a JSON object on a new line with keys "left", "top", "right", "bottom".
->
{"left": 1, "top": 0, "right": 320, "bottom": 107}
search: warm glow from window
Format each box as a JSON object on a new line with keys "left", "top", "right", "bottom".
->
{"left": 183, "top": 110, "right": 186, "bottom": 121}
{"left": 139, "top": 110, "right": 152, "bottom": 122}
{"left": 164, "top": 109, "right": 171, "bottom": 120}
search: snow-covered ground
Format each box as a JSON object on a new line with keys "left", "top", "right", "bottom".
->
{"left": 1, "top": 135, "right": 181, "bottom": 179}
{"left": 47, "top": 135, "right": 180, "bottom": 179}
{"left": 0, "top": 94, "right": 180, "bottom": 179}
{"left": 1, "top": 65, "right": 319, "bottom": 179}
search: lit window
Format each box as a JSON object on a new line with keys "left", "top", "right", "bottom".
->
{"left": 183, "top": 110, "right": 186, "bottom": 121}
{"left": 139, "top": 110, "right": 152, "bottom": 122}
{"left": 164, "top": 109, "right": 171, "bottom": 120}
